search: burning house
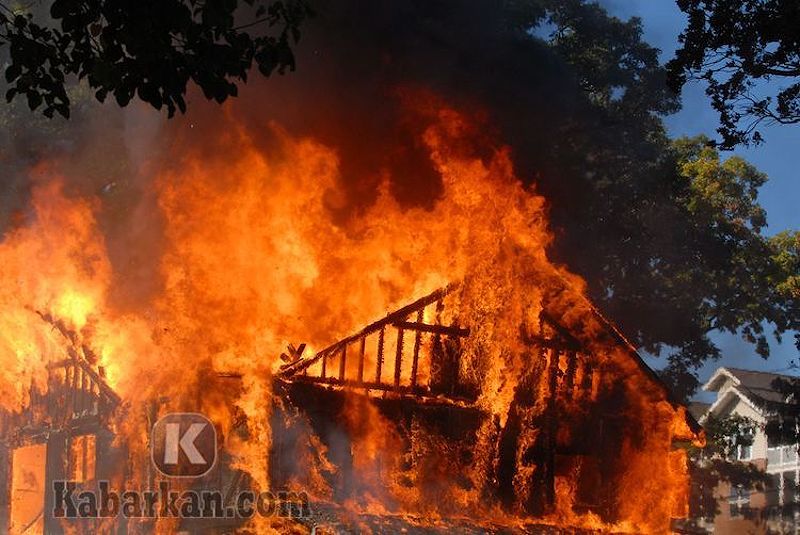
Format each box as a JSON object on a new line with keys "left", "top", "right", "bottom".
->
{"left": 0, "top": 275, "right": 699, "bottom": 533}
{"left": 0, "top": 49, "right": 702, "bottom": 533}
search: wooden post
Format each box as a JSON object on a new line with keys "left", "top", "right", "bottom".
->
{"left": 338, "top": 344, "right": 347, "bottom": 382}
{"left": 44, "top": 432, "right": 68, "bottom": 534}
{"left": 357, "top": 336, "right": 366, "bottom": 384}
{"left": 80, "top": 367, "right": 88, "bottom": 413}
{"left": 70, "top": 359, "right": 79, "bottom": 419}
{"left": 376, "top": 327, "right": 385, "bottom": 384}
{"left": 410, "top": 309, "right": 423, "bottom": 388}
{"left": 544, "top": 347, "right": 560, "bottom": 510}
{"left": 394, "top": 328, "right": 405, "bottom": 387}
{"left": 64, "top": 364, "right": 72, "bottom": 412}
{"left": 582, "top": 361, "right": 593, "bottom": 398}
{"left": 564, "top": 351, "right": 577, "bottom": 393}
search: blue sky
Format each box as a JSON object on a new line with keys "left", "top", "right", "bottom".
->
{"left": 598, "top": 1, "right": 800, "bottom": 390}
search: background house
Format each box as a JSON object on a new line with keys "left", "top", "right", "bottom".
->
{"left": 697, "top": 367, "right": 800, "bottom": 534}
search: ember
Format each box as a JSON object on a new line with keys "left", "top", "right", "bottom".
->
{"left": 0, "top": 91, "right": 700, "bottom": 533}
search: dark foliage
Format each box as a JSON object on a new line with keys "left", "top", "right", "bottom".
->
{"left": 506, "top": 1, "right": 797, "bottom": 399}
{"left": 668, "top": 0, "right": 800, "bottom": 148}
{"left": 0, "top": 0, "right": 310, "bottom": 118}
{"left": 0, "top": 0, "right": 796, "bottom": 401}
{"left": 764, "top": 375, "right": 800, "bottom": 443}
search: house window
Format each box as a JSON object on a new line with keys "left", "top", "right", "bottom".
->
{"left": 766, "top": 473, "right": 781, "bottom": 508}
{"left": 784, "top": 471, "right": 797, "bottom": 507}
{"left": 738, "top": 443, "right": 753, "bottom": 460}
{"left": 729, "top": 485, "right": 751, "bottom": 518}
{"left": 767, "top": 444, "right": 800, "bottom": 467}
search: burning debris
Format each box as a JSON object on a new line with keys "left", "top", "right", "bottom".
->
{"left": 0, "top": 92, "right": 700, "bottom": 533}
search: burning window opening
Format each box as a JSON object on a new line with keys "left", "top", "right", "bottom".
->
{"left": 9, "top": 443, "right": 46, "bottom": 535}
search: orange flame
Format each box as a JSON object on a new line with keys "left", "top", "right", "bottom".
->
{"left": 0, "top": 89, "right": 694, "bottom": 533}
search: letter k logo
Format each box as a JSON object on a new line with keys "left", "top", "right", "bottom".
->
{"left": 152, "top": 413, "right": 217, "bottom": 477}
{"left": 164, "top": 422, "right": 207, "bottom": 465}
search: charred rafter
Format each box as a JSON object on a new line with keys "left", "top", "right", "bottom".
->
{"left": 279, "top": 284, "right": 470, "bottom": 397}
{"left": 0, "top": 312, "right": 121, "bottom": 448}
{"left": 1, "top": 356, "right": 119, "bottom": 449}
{"left": 391, "top": 321, "right": 470, "bottom": 337}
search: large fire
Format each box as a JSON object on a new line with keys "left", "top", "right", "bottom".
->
{"left": 0, "top": 90, "right": 696, "bottom": 533}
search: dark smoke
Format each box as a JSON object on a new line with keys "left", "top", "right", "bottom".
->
{"left": 225, "top": 0, "right": 582, "bottom": 212}
{"left": 1, "top": 0, "right": 671, "bottom": 338}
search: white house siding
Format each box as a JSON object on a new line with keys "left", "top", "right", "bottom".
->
{"left": 727, "top": 397, "right": 768, "bottom": 460}
{"left": 702, "top": 367, "right": 800, "bottom": 534}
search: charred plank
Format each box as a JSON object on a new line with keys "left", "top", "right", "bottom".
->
{"left": 391, "top": 322, "right": 470, "bottom": 337}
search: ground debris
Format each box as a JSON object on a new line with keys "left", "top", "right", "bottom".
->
{"left": 295, "top": 502, "right": 626, "bottom": 534}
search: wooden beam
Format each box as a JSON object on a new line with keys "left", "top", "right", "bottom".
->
{"left": 290, "top": 374, "right": 427, "bottom": 395}
{"left": 392, "top": 322, "right": 470, "bottom": 337}
{"left": 522, "top": 334, "right": 575, "bottom": 351}
{"left": 282, "top": 284, "right": 457, "bottom": 377}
